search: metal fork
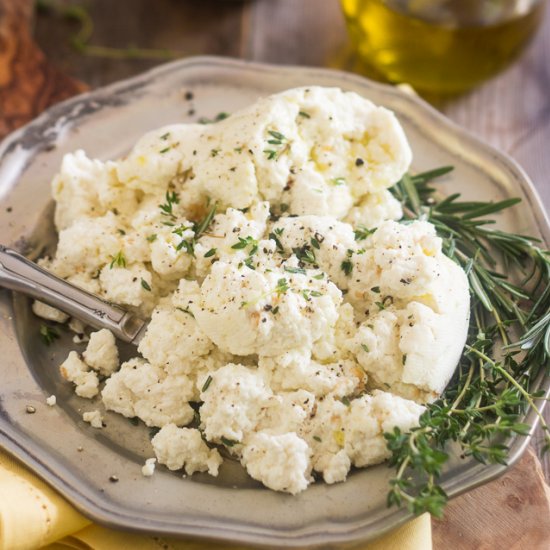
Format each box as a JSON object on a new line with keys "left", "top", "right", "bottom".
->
{"left": 0, "top": 245, "right": 146, "bottom": 344}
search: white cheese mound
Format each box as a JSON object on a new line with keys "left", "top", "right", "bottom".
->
{"left": 305, "top": 391, "right": 425, "bottom": 483}
{"left": 47, "top": 86, "right": 470, "bottom": 495}
{"left": 256, "top": 389, "right": 316, "bottom": 434}
{"left": 199, "top": 363, "right": 272, "bottom": 444}
{"left": 270, "top": 215, "right": 357, "bottom": 289}
{"left": 138, "top": 300, "right": 213, "bottom": 373}
{"left": 49, "top": 213, "right": 121, "bottom": 279}
{"left": 195, "top": 260, "right": 341, "bottom": 357}
{"left": 241, "top": 432, "right": 311, "bottom": 495}
{"left": 344, "top": 189, "right": 403, "bottom": 229}
{"left": 112, "top": 87, "right": 411, "bottom": 221}
{"left": 101, "top": 358, "right": 195, "bottom": 427}
{"left": 83, "top": 329, "right": 119, "bottom": 376}
{"left": 344, "top": 391, "right": 425, "bottom": 467}
{"left": 52, "top": 149, "right": 138, "bottom": 231}
{"left": 194, "top": 202, "right": 270, "bottom": 278}
{"left": 344, "top": 220, "right": 470, "bottom": 400}
{"left": 83, "top": 410, "right": 103, "bottom": 429}
{"left": 152, "top": 424, "right": 222, "bottom": 476}
{"left": 98, "top": 262, "right": 154, "bottom": 308}
{"left": 258, "top": 351, "right": 361, "bottom": 398}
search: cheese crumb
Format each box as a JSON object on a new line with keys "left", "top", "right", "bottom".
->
{"left": 151, "top": 424, "right": 222, "bottom": 476}
{"left": 83, "top": 329, "right": 120, "bottom": 376}
{"left": 83, "top": 410, "right": 103, "bottom": 429}
{"left": 141, "top": 458, "right": 157, "bottom": 477}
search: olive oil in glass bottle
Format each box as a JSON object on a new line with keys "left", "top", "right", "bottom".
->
{"left": 341, "top": 0, "right": 545, "bottom": 94}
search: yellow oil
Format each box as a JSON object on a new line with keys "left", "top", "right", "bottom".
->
{"left": 341, "top": 0, "right": 545, "bottom": 94}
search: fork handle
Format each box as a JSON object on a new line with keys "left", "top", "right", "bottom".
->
{"left": 0, "top": 245, "right": 145, "bottom": 343}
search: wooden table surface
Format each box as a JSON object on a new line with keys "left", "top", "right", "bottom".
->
{"left": 1, "top": 1, "right": 549, "bottom": 548}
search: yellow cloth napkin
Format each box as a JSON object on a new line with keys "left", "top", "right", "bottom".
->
{"left": 0, "top": 448, "right": 432, "bottom": 550}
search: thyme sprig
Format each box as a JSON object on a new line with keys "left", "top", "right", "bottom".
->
{"left": 264, "top": 130, "right": 291, "bottom": 161}
{"left": 386, "top": 167, "right": 550, "bottom": 518}
{"left": 172, "top": 201, "right": 218, "bottom": 258}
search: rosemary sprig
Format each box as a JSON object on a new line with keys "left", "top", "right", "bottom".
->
{"left": 386, "top": 167, "right": 550, "bottom": 518}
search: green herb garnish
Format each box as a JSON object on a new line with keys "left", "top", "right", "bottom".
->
{"left": 177, "top": 307, "right": 195, "bottom": 318}
{"left": 159, "top": 190, "right": 180, "bottom": 221}
{"left": 40, "top": 324, "right": 59, "bottom": 345}
{"left": 284, "top": 266, "right": 306, "bottom": 275}
{"left": 384, "top": 166, "right": 550, "bottom": 519}
{"left": 340, "top": 396, "right": 351, "bottom": 407}
{"left": 198, "top": 112, "right": 230, "bottom": 124}
{"left": 269, "top": 227, "right": 285, "bottom": 253}
{"left": 355, "top": 225, "right": 376, "bottom": 241}
{"left": 140, "top": 278, "right": 151, "bottom": 291}
{"left": 231, "top": 235, "right": 258, "bottom": 254}
{"left": 264, "top": 129, "right": 291, "bottom": 160}
{"left": 201, "top": 375, "right": 213, "bottom": 392}
{"left": 341, "top": 259, "right": 353, "bottom": 276}
{"left": 109, "top": 251, "right": 126, "bottom": 269}
{"left": 173, "top": 202, "right": 217, "bottom": 258}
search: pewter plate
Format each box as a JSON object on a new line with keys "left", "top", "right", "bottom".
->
{"left": 0, "top": 57, "right": 549, "bottom": 548}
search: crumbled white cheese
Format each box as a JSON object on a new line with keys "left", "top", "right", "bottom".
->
{"left": 99, "top": 262, "right": 155, "bottom": 309}
{"left": 152, "top": 424, "right": 222, "bottom": 476}
{"left": 241, "top": 432, "right": 311, "bottom": 495}
{"left": 195, "top": 259, "right": 341, "bottom": 357}
{"left": 52, "top": 150, "right": 138, "bottom": 231}
{"left": 83, "top": 329, "right": 119, "bottom": 376}
{"left": 344, "top": 391, "right": 425, "bottom": 468}
{"left": 59, "top": 351, "right": 99, "bottom": 398}
{"left": 199, "top": 363, "right": 272, "bottom": 443}
{"left": 46, "top": 395, "right": 57, "bottom": 407}
{"left": 138, "top": 303, "right": 212, "bottom": 373}
{"left": 46, "top": 86, "right": 470, "bottom": 495}
{"left": 101, "top": 358, "right": 195, "bottom": 427}
{"left": 68, "top": 318, "right": 86, "bottom": 336}
{"left": 83, "top": 410, "right": 103, "bottom": 429}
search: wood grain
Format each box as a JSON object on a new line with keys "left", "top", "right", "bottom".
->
{"left": 0, "top": 0, "right": 85, "bottom": 139}
{"left": 432, "top": 448, "right": 550, "bottom": 550}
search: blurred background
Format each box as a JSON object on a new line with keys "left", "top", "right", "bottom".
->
{"left": 33, "top": 0, "right": 350, "bottom": 88}
{"left": 27, "top": 0, "right": 550, "bottom": 211}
